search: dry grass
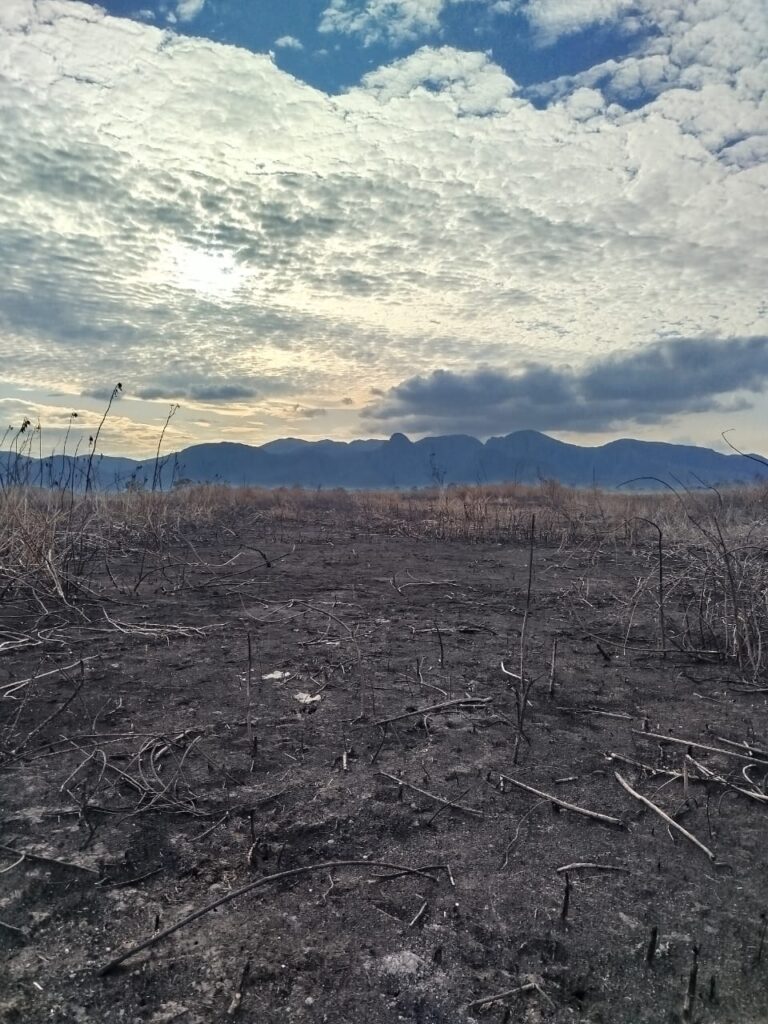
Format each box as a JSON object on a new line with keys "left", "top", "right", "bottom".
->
{"left": 1, "top": 479, "right": 767, "bottom": 677}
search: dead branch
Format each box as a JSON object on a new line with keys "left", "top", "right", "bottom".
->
{"left": 555, "top": 862, "right": 630, "bottom": 874}
{"left": 557, "top": 706, "right": 632, "bottom": 720}
{"left": 392, "top": 574, "right": 460, "bottom": 595}
{"left": 632, "top": 730, "right": 768, "bottom": 766}
{"left": 614, "top": 771, "right": 715, "bottom": 861}
{"left": 606, "top": 752, "right": 685, "bottom": 778}
{"left": 467, "top": 982, "right": 540, "bottom": 1010}
{"left": 496, "top": 772, "right": 625, "bottom": 828}
{"left": 0, "top": 843, "right": 99, "bottom": 875}
{"left": 409, "top": 900, "right": 428, "bottom": 928}
{"left": 99, "top": 859, "right": 442, "bottom": 974}
{"left": 377, "top": 771, "right": 484, "bottom": 818}
{"left": 372, "top": 696, "right": 492, "bottom": 727}
{"left": 0, "top": 655, "right": 98, "bottom": 697}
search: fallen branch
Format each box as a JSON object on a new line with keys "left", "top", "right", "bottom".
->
{"left": 632, "top": 730, "right": 768, "bottom": 766}
{"left": 467, "top": 982, "right": 539, "bottom": 1010}
{"left": 556, "top": 862, "right": 630, "bottom": 874}
{"left": 409, "top": 900, "right": 428, "bottom": 928}
{"left": 685, "top": 755, "right": 768, "bottom": 805}
{"left": 378, "top": 771, "right": 484, "bottom": 818}
{"left": 0, "top": 843, "right": 99, "bottom": 876}
{"left": 606, "top": 752, "right": 687, "bottom": 779}
{"left": 496, "top": 772, "right": 625, "bottom": 828}
{"left": 373, "top": 696, "right": 492, "bottom": 728}
{"left": 714, "top": 736, "right": 768, "bottom": 759}
{"left": 392, "top": 575, "right": 460, "bottom": 595}
{"left": 99, "top": 859, "right": 441, "bottom": 974}
{"left": 609, "top": 752, "right": 768, "bottom": 805}
{"left": 614, "top": 771, "right": 715, "bottom": 861}
{"left": 557, "top": 706, "right": 632, "bottom": 720}
{"left": 0, "top": 918, "right": 27, "bottom": 939}
{"left": 368, "top": 863, "right": 452, "bottom": 884}
{"left": 0, "top": 655, "right": 98, "bottom": 697}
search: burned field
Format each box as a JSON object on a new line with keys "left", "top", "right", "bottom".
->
{"left": 2, "top": 487, "right": 768, "bottom": 1023}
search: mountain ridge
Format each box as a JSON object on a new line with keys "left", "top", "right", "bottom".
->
{"left": 1, "top": 430, "right": 766, "bottom": 491}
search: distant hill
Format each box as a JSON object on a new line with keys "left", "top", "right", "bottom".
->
{"left": 2, "top": 430, "right": 767, "bottom": 492}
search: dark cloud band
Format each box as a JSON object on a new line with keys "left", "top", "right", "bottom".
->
{"left": 365, "top": 336, "right": 768, "bottom": 435}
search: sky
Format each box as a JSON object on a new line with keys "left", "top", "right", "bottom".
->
{"left": 0, "top": 0, "right": 766, "bottom": 458}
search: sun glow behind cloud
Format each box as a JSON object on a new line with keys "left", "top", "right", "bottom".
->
{"left": 157, "top": 243, "right": 251, "bottom": 298}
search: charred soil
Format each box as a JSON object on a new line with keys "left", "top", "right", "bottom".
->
{"left": 2, "top": 499, "right": 768, "bottom": 1023}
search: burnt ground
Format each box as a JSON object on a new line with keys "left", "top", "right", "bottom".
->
{"left": 2, "top": 511, "right": 768, "bottom": 1023}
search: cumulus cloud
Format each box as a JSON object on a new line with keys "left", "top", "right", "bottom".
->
{"left": 274, "top": 35, "right": 304, "bottom": 50}
{"left": 365, "top": 337, "right": 768, "bottom": 434}
{"left": 523, "top": 0, "right": 633, "bottom": 44}
{"left": 0, "top": 1, "right": 765, "bottom": 453}
{"left": 530, "top": 0, "right": 767, "bottom": 126}
{"left": 359, "top": 45, "right": 519, "bottom": 113}
{"left": 174, "top": 0, "right": 206, "bottom": 23}
{"left": 320, "top": 0, "right": 452, "bottom": 44}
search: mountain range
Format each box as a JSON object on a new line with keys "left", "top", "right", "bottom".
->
{"left": 2, "top": 430, "right": 767, "bottom": 492}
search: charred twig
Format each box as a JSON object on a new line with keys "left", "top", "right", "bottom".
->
{"left": 548, "top": 636, "right": 558, "bottom": 697}
{"left": 499, "top": 798, "right": 547, "bottom": 869}
{"left": 560, "top": 871, "right": 571, "bottom": 921}
{"left": 646, "top": 925, "right": 659, "bottom": 963}
{"left": 98, "top": 868, "right": 163, "bottom": 889}
{"left": 368, "top": 863, "right": 451, "bottom": 884}
{"left": 377, "top": 771, "right": 484, "bottom": 818}
{"left": 557, "top": 706, "right": 631, "bottom": 720}
{"left": 0, "top": 843, "right": 99, "bottom": 875}
{"left": 467, "top": 982, "right": 540, "bottom": 1010}
{"left": 6, "top": 666, "right": 86, "bottom": 758}
{"left": 0, "top": 918, "right": 27, "bottom": 940}
{"left": 99, "top": 859, "right": 443, "bottom": 974}
{"left": 682, "top": 943, "right": 700, "bottom": 1021}
{"left": 372, "top": 696, "right": 492, "bottom": 728}
{"left": 227, "top": 958, "right": 252, "bottom": 1017}
{"left": 606, "top": 752, "right": 685, "bottom": 778}
{"left": 0, "top": 655, "right": 98, "bottom": 698}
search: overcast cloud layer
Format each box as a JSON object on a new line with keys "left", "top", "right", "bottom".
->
{"left": 0, "top": 0, "right": 766, "bottom": 455}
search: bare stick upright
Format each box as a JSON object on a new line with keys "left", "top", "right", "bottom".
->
{"left": 246, "top": 633, "right": 253, "bottom": 754}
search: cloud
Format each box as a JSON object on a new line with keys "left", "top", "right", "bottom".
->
{"left": 174, "top": 0, "right": 206, "bottom": 23}
{"left": 274, "top": 35, "right": 304, "bottom": 51}
{"left": 528, "top": 0, "right": 767, "bottom": 117}
{"left": 294, "top": 406, "right": 328, "bottom": 419}
{"left": 365, "top": 336, "right": 768, "bottom": 434}
{"left": 133, "top": 376, "right": 291, "bottom": 404}
{"left": 358, "top": 45, "right": 519, "bottom": 114}
{"left": 81, "top": 386, "right": 125, "bottom": 402}
{"left": 319, "top": 0, "right": 452, "bottom": 44}
{"left": 522, "top": 0, "right": 634, "bottom": 44}
{"left": 0, "top": 2, "right": 765, "bottom": 454}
